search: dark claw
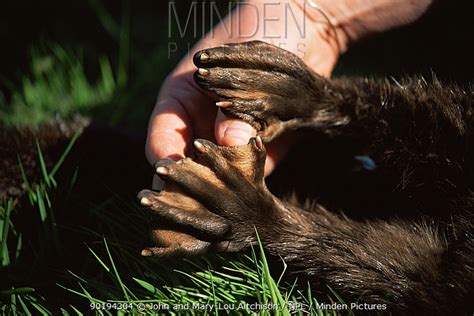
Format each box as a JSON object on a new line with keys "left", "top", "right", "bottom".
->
{"left": 216, "top": 101, "right": 232, "bottom": 108}
{"left": 193, "top": 50, "right": 209, "bottom": 67}
{"left": 193, "top": 140, "right": 206, "bottom": 154}
{"left": 250, "top": 136, "right": 265, "bottom": 151}
{"left": 198, "top": 68, "right": 209, "bottom": 76}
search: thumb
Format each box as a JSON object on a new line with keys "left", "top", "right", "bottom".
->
{"left": 215, "top": 109, "right": 256, "bottom": 146}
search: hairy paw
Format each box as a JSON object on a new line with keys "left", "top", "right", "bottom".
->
{"left": 193, "top": 41, "right": 325, "bottom": 141}
{"left": 138, "top": 137, "right": 282, "bottom": 257}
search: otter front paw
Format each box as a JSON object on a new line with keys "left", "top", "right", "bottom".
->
{"left": 193, "top": 41, "right": 326, "bottom": 141}
{"left": 138, "top": 137, "right": 283, "bottom": 256}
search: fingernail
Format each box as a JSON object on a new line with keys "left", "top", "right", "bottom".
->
{"left": 223, "top": 122, "right": 256, "bottom": 145}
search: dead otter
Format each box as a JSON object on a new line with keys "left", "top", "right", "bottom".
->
{"left": 138, "top": 41, "right": 473, "bottom": 314}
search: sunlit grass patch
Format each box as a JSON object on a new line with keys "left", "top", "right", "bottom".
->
{"left": 0, "top": 45, "right": 117, "bottom": 126}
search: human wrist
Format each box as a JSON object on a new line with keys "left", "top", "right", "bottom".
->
{"left": 295, "top": 11, "right": 342, "bottom": 78}
{"left": 308, "top": 0, "right": 433, "bottom": 46}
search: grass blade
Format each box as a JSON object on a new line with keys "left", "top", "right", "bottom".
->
{"left": 49, "top": 130, "right": 81, "bottom": 179}
{"left": 103, "top": 237, "right": 130, "bottom": 301}
{"left": 87, "top": 245, "right": 111, "bottom": 273}
{"left": 36, "top": 186, "right": 47, "bottom": 222}
{"left": 0, "top": 199, "right": 13, "bottom": 266}
{"left": 36, "top": 140, "right": 51, "bottom": 188}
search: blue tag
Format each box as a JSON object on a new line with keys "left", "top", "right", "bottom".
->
{"left": 354, "top": 155, "right": 377, "bottom": 171}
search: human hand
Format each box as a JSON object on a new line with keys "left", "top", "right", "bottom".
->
{"left": 146, "top": 0, "right": 432, "bottom": 189}
{"left": 146, "top": 0, "right": 341, "bottom": 189}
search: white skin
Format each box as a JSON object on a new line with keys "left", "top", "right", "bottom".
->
{"left": 146, "top": 0, "right": 432, "bottom": 188}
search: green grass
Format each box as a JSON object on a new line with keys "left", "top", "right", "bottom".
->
{"left": 58, "top": 238, "right": 326, "bottom": 315}
{"left": 0, "top": 45, "right": 118, "bottom": 127}
{"left": 0, "top": 45, "right": 117, "bottom": 126}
